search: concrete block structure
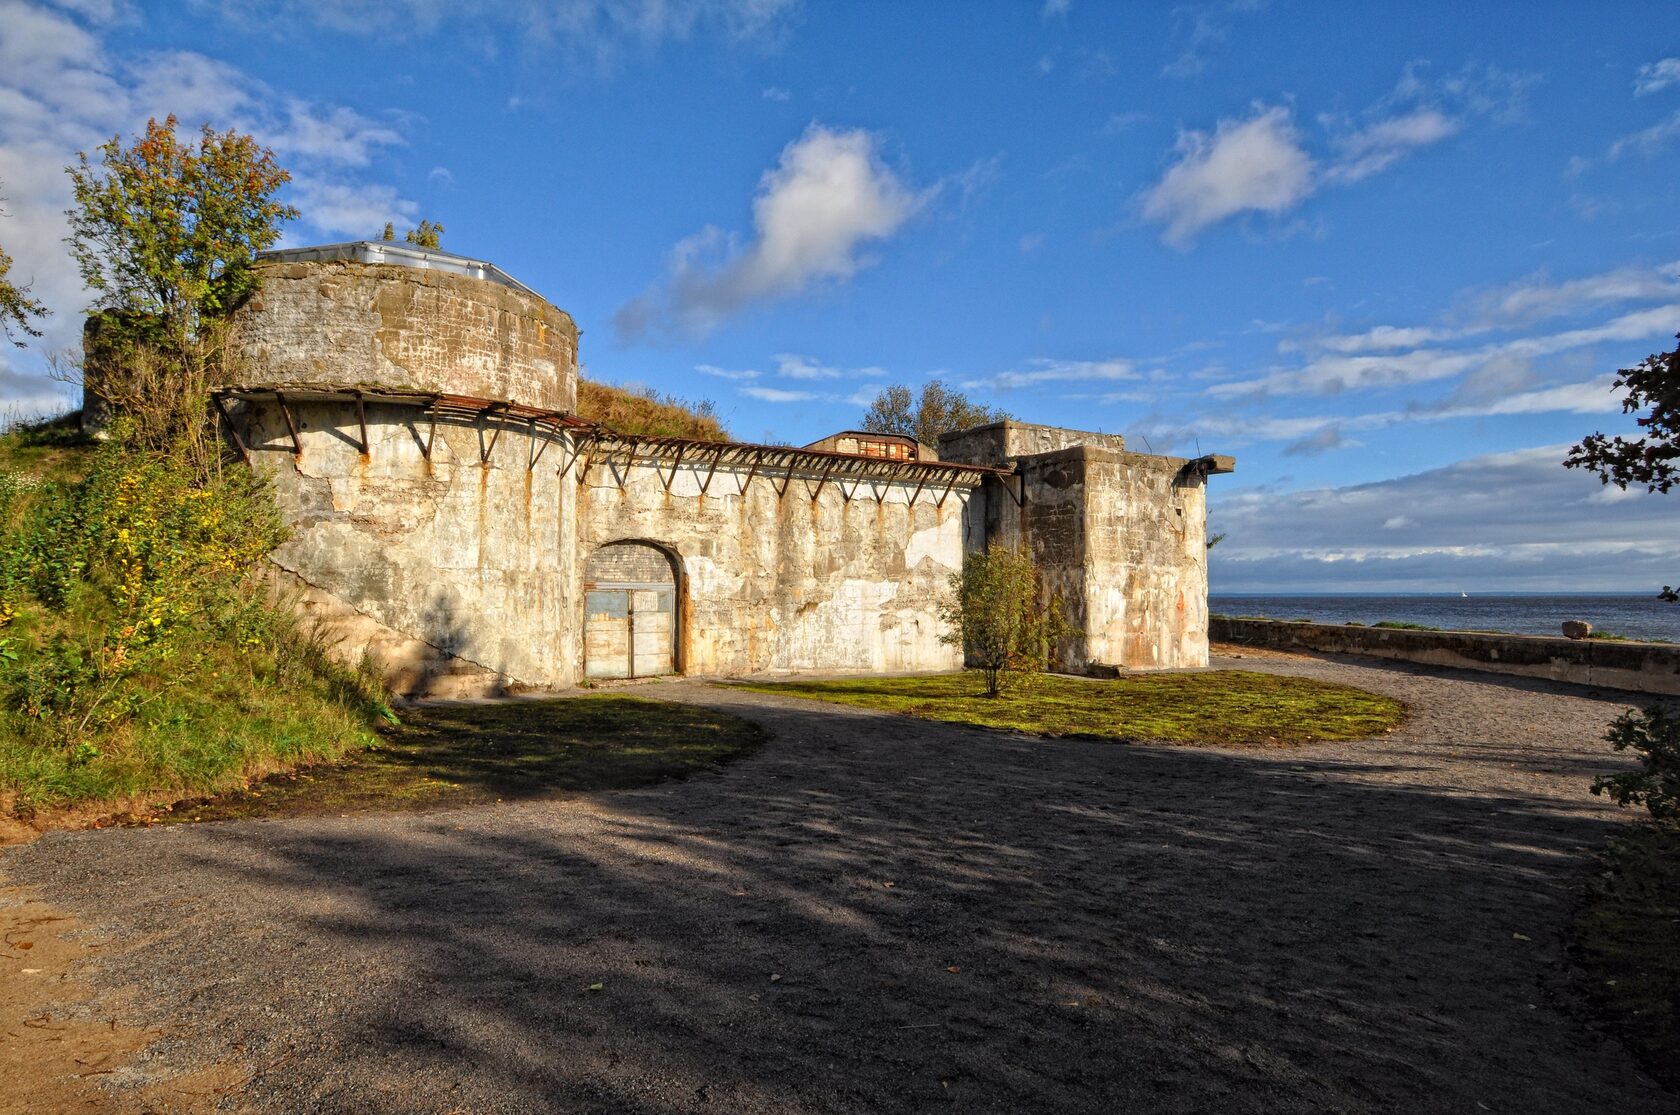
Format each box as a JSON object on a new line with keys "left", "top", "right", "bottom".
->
{"left": 178, "top": 242, "right": 1231, "bottom": 695}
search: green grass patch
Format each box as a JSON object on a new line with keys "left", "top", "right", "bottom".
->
{"left": 1371, "top": 620, "right": 1439, "bottom": 631}
{"left": 723, "top": 670, "right": 1403, "bottom": 748}
{"left": 1573, "top": 823, "right": 1680, "bottom": 1093}
{"left": 140, "top": 696, "right": 763, "bottom": 824}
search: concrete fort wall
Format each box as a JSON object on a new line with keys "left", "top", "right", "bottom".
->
{"left": 1212, "top": 617, "right": 1680, "bottom": 696}
{"left": 578, "top": 456, "right": 976, "bottom": 676}
{"left": 238, "top": 398, "right": 582, "bottom": 696}
{"left": 233, "top": 259, "right": 578, "bottom": 412}
{"left": 944, "top": 423, "right": 1214, "bottom": 672}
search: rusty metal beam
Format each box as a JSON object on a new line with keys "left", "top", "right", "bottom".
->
{"left": 528, "top": 417, "right": 551, "bottom": 470}
{"left": 935, "top": 473, "right": 960, "bottom": 509}
{"left": 211, "top": 394, "right": 250, "bottom": 464}
{"left": 776, "top": 454, "right": 799, "bottom": 499}
{"left": 807, "top": 456, "right": 839, "bottom": 501}
{"left": 423, "top": 410, "right": 438, "bottom": 460}
{"left": 662, "top": 442, "right": 687, "bottom": 492}
{"left": 352, "top": 390, "right": 369, "bottom": 455}
{"left": 698, "top": 446, "right": 726, "bottom": 496}
{"left": 737, "top": 447, "right": 764, "bottom": 496}
{"left": 275, "top": 392, "right": 302, "bottom": 455}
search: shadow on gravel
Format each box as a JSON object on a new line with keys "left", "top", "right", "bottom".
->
{"left": 119, "top": 697, "right": 1669, "bottom": 1115}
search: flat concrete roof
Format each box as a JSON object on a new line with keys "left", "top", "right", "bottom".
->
{"left": 257, "top": 241, "right": 542, "bottom": 299}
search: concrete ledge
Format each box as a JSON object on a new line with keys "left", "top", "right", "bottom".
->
{"left": 1211, "top": 616, "right": 1680, "bottom": 697}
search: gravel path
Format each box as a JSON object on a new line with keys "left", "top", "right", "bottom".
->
{"left": 1, "top": 652, "right": 1671, "bottom": 1113}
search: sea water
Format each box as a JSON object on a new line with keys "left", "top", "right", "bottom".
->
{"left": 1208, "top": 594, "right": 1680, "bottom": 643}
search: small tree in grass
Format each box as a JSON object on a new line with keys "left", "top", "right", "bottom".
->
{"left": 939, "top": 543, "right": 1075, "bottom": 698}
{"left": 1593, "top": 705, "right": 1680, "bottom": 827}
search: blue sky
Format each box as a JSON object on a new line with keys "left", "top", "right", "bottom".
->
{"left": 3, "top": 1, "right": 1680, "bottom": 591}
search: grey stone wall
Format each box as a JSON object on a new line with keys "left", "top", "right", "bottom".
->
{"left": 233, "top": 260, "right": 578, "bottom": 411}
{"left": 578, "top": 457, "right": 977, "bottom": 676}
{"left": 240, "top": 399, "right": 582, "bottom": 693}
{"left": 939, "top": 420, "right": 1126, "bottom": 470}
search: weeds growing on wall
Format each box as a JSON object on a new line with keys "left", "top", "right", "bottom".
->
{"left": 0, "top": 418, "right": 389, "bottom": 813}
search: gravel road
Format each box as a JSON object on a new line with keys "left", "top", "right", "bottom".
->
{"left": 1, "top": 651, "right": 1670, "bottom": 1113}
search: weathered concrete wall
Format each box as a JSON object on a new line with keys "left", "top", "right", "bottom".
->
{"left": 238, "top": 398, "right": 582, "bottom": 694}
{"left": 940, "top": 420, "right": 1125, "bottom": 470}
{"left": 233, "top": 260, "right": 578, "bottom": 411}
{"left": 1081, "top": 450, "right": 1210, "bottom": 670}
{"left": 944, "top": 423, "right": 1211, "bottom": 672}
{"left": 578, "top": 458, "right": 977, "bottom": 676}
{"left": 1212, "top": 617, "right": 1680, "bottom": 696}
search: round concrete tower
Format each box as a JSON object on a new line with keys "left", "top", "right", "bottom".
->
{"left": 232, "top": 241, "right": 578, "bottom": 412}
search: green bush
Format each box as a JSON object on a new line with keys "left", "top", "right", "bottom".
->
{"left": 0, "top": 424, "right": 387, "bottom": 810}
{"left": 1593, "top": 705, "right": 1680, "bottom": 826}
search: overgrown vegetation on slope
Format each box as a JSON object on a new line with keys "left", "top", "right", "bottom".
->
{"left": 0, "top": 416, "right": 388, "bottom": 815}
{"left": 576, "top": 379, "right": 728, "bottom": 440}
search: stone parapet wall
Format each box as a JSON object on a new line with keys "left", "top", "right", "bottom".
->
{"left": 1212, "top": 617, "right": 1680, "bottom": 696}
{"left": 233, "top": 260, "right": 578, "bottom": 411}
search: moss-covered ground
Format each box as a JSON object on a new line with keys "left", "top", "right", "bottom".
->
{"left": 724, "top": 669, "right": 1403, "bottom": 747}
{"left": 137, "top": 695, "right": 764, "bottom": 825}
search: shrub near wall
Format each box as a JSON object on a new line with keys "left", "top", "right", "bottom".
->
{"left": 0, "top": 424, "right": 386, "bottom": 812}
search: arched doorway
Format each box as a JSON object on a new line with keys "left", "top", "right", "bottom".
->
{"left": 584, "top": 541, "right": 679, "bottom": 679}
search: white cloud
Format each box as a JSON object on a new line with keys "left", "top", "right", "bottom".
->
{"left": 695, "top": 363, "right": 760, "bottom": 381}
{"left": 1323, "top": 107, "right": 1459, "bottom": 185}
{"left": 762, "top": 86, "right": 790, "bottom": 102}
{"left": 286, "top": 177, "right": 418, "bottom": 238}
{"left": 615, "top": 124, "right": 922, "bottom": 340}
{"left": 1608, "top": 109, "right": 1680, "bottom": 160}
{"left": 1209, "top": 444, "right": 1680, "bottom": 592}
{"left": 1042, "top": 0, "right": 1070, "bottom": 18}
{"left": 773, "top": 353, "right": 885, "bottom": 380}
{"left": 1467, "top": 261, "right": 1680, "bottom": 325}
{"left": 964, "top": 356, "right": 1137, "bottom": 392}
{"left": 1635, "top": 57, "right": 1680, "bottom": 97}
{"left": 741, "top": 385, "right": 819, "bottom": 403}
{"left": 1141, "top": 105, "right": 1314, "bottom": 248}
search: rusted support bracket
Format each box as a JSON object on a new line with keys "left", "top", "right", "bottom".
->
{"left": 353, "top": 390, "right": 369, "bottom": 456}
{"left": 776, "top": 454, "right": 799, "bottom": 499}
{"left": 738, "top": 448, "right": 763, "bottom": 496}
{"left": 662, "top": 442, "right": 687, "bottom": 492}
{"left": 807, "top": 457, "right": 839, "bottom": 502}
{"left": 577, "top": 439, "right": 600, "bottom": 486}
{"left": 423, "top": 409, "right": 438, "bottom": 460}
{"left": 555, "top": 436, "right": 583, "bottom": 481}
{"left": 1001, "top": 466, "right": 1027, "bottom": 508}
{"left": 480, "top": 405, "right": 507, "bottom": 465}
{"left": 934, "top": 473, "right": 961, "bottom": 509}
{"left": 905, "top": 474, "right": 928, "bottom": 508}
{"left": 275, "top": 392, "right": 302, "bottom": 456}
{"left": 698, "top": 446, "right": 726, "bottom": 496}
{"left": 210, "top": 394, "right": 250, "bottom": 464}
{"left": 528, "top": 418, "right": 552, "bottom": 470}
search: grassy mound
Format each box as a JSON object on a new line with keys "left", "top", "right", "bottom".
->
{"left": 576, "top": 380, "right": 727, "bottom": 440}
{"left": 725, "top": 670, "right": 1404, "bottom": 747}
{"left": 0, "top": 417, "right": 388, "bottom": 817}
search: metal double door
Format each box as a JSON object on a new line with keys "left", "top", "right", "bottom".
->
{"left": 584, "top": 585, "right": 675, "bottom": 679}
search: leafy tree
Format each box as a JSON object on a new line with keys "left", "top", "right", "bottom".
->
{"left": 67, "top": 115, "right": 297, "bottom": 362}
{"left": 65, "top": 116, "right": 296, "bottom": 460}
{"left": 381, "top": 221, "right": 395, "bottom": 241}
{"left": 405, "top": 219, "right": 444, "bottom": 249}
{"left": 938, "top": 543, "right": 1075, "bottom": 698}
{"left": 862, "top": 379, "right": 1009, "bottom": 449}
{"left": 0, "top": 188, "right": 48, "bottom": 348}
{"left": 0, "top": 242, "right": 46, "bottom": 349}
{"left": 1566, "top": 335, "right": 1680, "bottom": 494}
{"left": 1592, "top": 705, "right": 1680, "bottom": 827}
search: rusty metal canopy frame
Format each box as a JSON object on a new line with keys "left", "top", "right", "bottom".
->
{"left": 211, "top": 384, "right": 1009, "bottom": 503}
